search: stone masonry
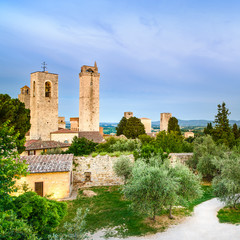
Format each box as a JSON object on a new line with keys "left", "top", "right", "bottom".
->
{"left": 160, "top": 112, "right": 172, "bottom": 132}
{"left": 30, "top": 71, "right": 58, "bottom": 140}
{"left": 79, "top": 62, "right": 100, "bottom": 132}
{"left": 18, "top": 85, "right": 30, "bottom": 109}
{"left": 124, "top": 112, "right": 133, "bottom": 119}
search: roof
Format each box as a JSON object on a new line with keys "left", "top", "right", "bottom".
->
{"left": 51, "top": 129, "right": 78, "bottom": 134}
{"left": 78, "top": 131, "right": 104, "bottom": 143}
{"left": 25, "top": 140, "right": 70, "bottom": 151}
{"left": 70, "top": 117, "right": 79, "bottom": 121}
{"left": 21, "top": 85, "right": 30, "bottom": 89}
{"left": 20, "top": 154, "right": 73, "bottom": 173}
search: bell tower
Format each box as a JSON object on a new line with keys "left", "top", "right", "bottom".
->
{"left": 79, "top": 62, "right": 100, "bottom": 132}
{"left": 30, "top": 70, "right": 58, "bottom": 140}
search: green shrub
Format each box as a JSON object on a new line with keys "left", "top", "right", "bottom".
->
{"left": 13, "top": 192, "right": 67, "bottom": 237}
{"left": 0, "top": 210, "right": 38, "bottom": 240}
{"left": 66, "top": 136, "right": 97, "bottom": 156}
{"left": 109, "top": 138, "right": 141, "bottom": 152}
{"left": 99, "top": 152, "right": 108, "bottom": 156}
{"left": 95, "top": 137, "right": 117, "bottom": 153}
{"left": 91, "top": 152, "right": 98, "bottom": 157}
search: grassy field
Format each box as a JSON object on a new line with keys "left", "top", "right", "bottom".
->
{"left": 217, "top": 204, "right": 240, "bottom": 224}
{"left": 57, "top": 185, "right": 214, "bottom": 238}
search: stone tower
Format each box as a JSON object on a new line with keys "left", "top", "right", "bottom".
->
{"left": 124, "top": 112, "right": 133, "bottom": 119}
{"left": 18, "top": 85, "right": 30, "bottom": 109}
{"left": 30, "top": 71, "right": 58, "bottom": 140}
{"left": 79, "top": 62, "right": 100, "bottom": 131}
{"left": 160, "top": 113, "right": 172, "bottom": 132}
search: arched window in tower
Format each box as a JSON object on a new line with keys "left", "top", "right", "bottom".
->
{"left": 33, "top": 81, "right": 36, "bottom": 97}
{"left": 45, "top": 81, "right": 51, "bottom": 97}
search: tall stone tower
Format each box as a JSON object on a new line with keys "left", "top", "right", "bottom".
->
{"left": 18, "top": 85, "right": 30, "bottom": 109}
{"left": 30, "top": 71, "right": 58, "bottom": 140}
{"left": 79, "top": 62, "right": 100, "bottom": 132}
{"left": 160, "top": 113, "right": 172, "bottom": 132}
{"left": 124, "top": 112, "right": 133, "bottom": 119}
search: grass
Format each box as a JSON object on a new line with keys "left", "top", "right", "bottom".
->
{"left": 217, "top": 204, "right": 240, "bottom": 224}
{"left": 58, "top": 185, "right": 213, "bottom": 238}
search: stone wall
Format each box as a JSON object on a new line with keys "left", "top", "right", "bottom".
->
{"left": 74, "top": 155, "right": 134, "bottom": 188}
{"left": 169, "top": 153, "right": 193, "bottom": 165}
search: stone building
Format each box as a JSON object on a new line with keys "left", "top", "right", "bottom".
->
{"left": 50, "top": 129, "right": 78, "bottom": 144}
{"left": 184, "top": 131, "right": 195, "bottom": 138}
{"left": 58, "top": 117, "right": 66, "bottom": 129}
{"left": 124, "top": 112, "right": 133, "bottom": 119}
{"left": 30, "top": 71, "right": 59, "bottom": 141}
{"left": 79, "top": 62, "right": 99, "bottom": 132}
{"left": 160, "top": 113, "right": 172, "bottom": 132}
{"left": 18, "top": 85, "right": 30, "bottom": 109}
{"left": 70, "top": 117, "right": 79, "bottom": 131}
{"left": 140, "top": 118, "right": 152, "bottom": 133}
{"left": 15, "top": 154, "right": 73, "bottom": 199}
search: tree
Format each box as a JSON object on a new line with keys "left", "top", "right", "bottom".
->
{"left": 187, "top": 135, "right": 227, "bottom": 179}
{"left": 0, "top": 210, "right": 39, "bottom": 240}
{"left": 0, "top": 94, "right": 30, "bottom": 153}
{"left": 66, "top": 137, "right": 97, "bottom": 156}
{"left": 232, "top": 123, "right": 239, "bottom": 140}
{"left": 116, "top": 117, "right": 127, "bottom": 136}
{"left": 212, "top": 102, "right": 235, "bottom": 148}
{"left": 113, "top": 156, "right": 133, "bottom": 183}
{"left": 0, "top": 122, "right": 28, "bottom": 210}
{"left": 212, "top": 152, "right": 240, "bottom": 208}
{"left": 123, "top": 117, "right": 146, "bottom": 139}
{"left": 123, "top": 159, "right": 178, "bottom": 220}
{"left": 204, "top": 122, "right": 213, "bottom": 135}
{"left": 168, "top": 117, "right": 181, "bottom": 135}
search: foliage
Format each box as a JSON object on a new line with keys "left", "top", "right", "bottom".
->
{"left": 113, "top": 156, "right": 133, "bottom": 183}
{"left": 0, "top": 94, "right": 30, "bottom": 153}
{"left": 138, "top": 134, "right": 154, "bottom": 144}
{"left": 123, "top": 117, "right": 146, "bottom": 139}
{"left": 212, "top": 152, "right": 240, "bottom": 208}
{"left": 66, "top": 137, "right": 97, "bottom": 156}
{"left": 123, "top": 159, "right": 179, "bottom": 220}
{"left": 116, "top": 117, "right": 127, "bottom": 136}
{"left": 109, "top": 138, "right": 141, "bottom": 152}
{"left": 155, "top": 131, "right": 193, "bottom": 153}
{"left": 0, "top": 122, "right": 28, "bottom": 210}
{"left": 49, "top": 208, "right": 89, "bottom": 240}
{"left": 232, "top": 123, "right": 239, "bottom": 140}
{"left": 13, "top": 191, "right": 67, "bottom": 237}
{"left": 203, "top": 122, "right": 213, "bottom": 135}
{"left": 0, "top": 210, "right": 39, "bottom": 240}
{"left": 217, "top": 204, "right": 240, "bottom": 224}
{"left": 95, "top": 137, "right": 117, "bottom": 153}
{"left": 212, "top": 102, "right": 235, "bottom": 148}
{"left": 187, "top": 135, "right": 227, "bottom": 179}
{"left": 168, "top": 117, "right": 181, "bottom": 135}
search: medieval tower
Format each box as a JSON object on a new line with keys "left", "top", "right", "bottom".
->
{"left": 18, "top": 85, "right": 30, "bottom": 109}
{"left": 160, "top": 113, "right": 172, "bottom": 132}
{"left": 30, "top": 71, "right": 58, "bottom": 140}
{"left": 79, "top": 62, "right": 100, "bottom": 132}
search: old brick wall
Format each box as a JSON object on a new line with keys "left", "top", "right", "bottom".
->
{"left": 169, "top": 153, "right": 193, "bottom": 165}
{"left": 74, "top": 155, "right": 134, "bottom": 187}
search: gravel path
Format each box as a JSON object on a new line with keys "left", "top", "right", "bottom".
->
{"left": 92, "top": 198, "right": 240, "bottom": 240}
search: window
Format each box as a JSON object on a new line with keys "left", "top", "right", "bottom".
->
{"left": 35, "top": 182, "right": 43, "bottom": 197}
{"left": 33, "top": 81, "right": 36, "bottom": 97}
{"left": 84, "top": 172, "right": 91, "bottom": 182}
{"left": 64, "top": 140, "right": 69, "bottom": 143}
{"left": 28, "top": 150, "right": 35, "bottom": 155}
{"left": 45, "top": 81, "right": 51, "bottom": 97}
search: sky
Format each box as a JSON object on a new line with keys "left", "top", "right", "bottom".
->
{"left": 1, "top": 0, "right": 240, "bottom": 122}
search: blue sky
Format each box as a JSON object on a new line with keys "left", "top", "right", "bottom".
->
{"left": 1, "top": 0, "right": 240, "bottom": 122}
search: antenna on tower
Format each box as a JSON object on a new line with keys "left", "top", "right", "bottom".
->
{"left": 41, "top": 62, "right": 47, "bottom": 72}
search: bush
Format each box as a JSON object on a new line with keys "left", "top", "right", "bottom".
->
{"left": 66, "top": 137, "right": 97, "bottom": 156}
{"left": 109, "top": 138, "right": 141, "bottom": 152}
{"left": 95, "top": 137, "right": 117, "bottom": 153}
{"left": 113, "top": 156, "right": 133, "bottom": 183}
{"left": 13, "top": 192, "right": 67, "bottom": 237}
{"left": 0, "top": 210, "right": 38, "bottom": 240}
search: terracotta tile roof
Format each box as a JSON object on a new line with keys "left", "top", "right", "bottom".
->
{"left": 78, "top": 131, "right": 104, "bottom": 143}
{"left": 20, "top": 154, "right": 73, "bottom": 173}
{"left": 25, "top": 140, "right": 70, "bottom": 151}
{"left": 51, "top": 129, "right": 78, "bottom": 134}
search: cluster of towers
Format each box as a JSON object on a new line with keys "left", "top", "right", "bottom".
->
{"left": 18, "top": 62, "right": 100, "bottom": 141}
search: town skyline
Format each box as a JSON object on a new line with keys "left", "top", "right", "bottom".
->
{"left": 1, "top": 0, "right": 240, "bottom": 122}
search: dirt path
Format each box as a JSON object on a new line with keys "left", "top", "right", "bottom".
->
{"left": 92, "top": 198, "right": 240, "bottom": 240}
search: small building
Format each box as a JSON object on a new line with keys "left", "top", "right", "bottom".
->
{"left": 184, "top": 131, "right": 195, "bottom": 138}
{"left": 22, "top": 140, "right": 70, "bottom": 156}
{"left": 51, "top": 129, "right": 78, "bottom": 144}
{"left": 58, "top": 117, "right": 66, "bottom": 129}
{"left": 140, "top": 118, "right": 152, "bottom": 133}
{"left": 16, "top": 154, "right": 73, "bottom": 199}
{"left": 70, "top": 117, "right": 79, "bottom": 131}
